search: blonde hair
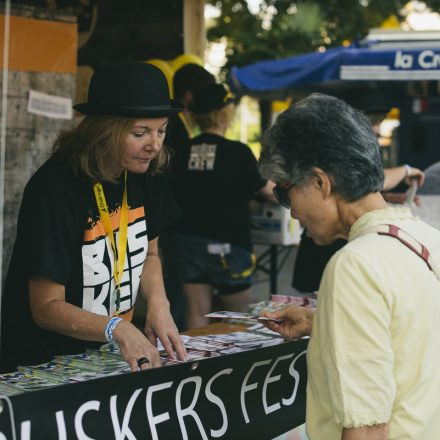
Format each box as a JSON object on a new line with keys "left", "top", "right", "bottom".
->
{"left": 52, "top": 115, "right": 169, "bottom": 183}
{"left": 191, "top": 103, "right": 235, "bottom": 132}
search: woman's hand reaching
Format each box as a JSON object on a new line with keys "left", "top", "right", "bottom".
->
{"left": 112, "top": 319, "right": 162, "bottom": 372}
{"left": 260, "top": 306, "right": 314, "bottom": 340}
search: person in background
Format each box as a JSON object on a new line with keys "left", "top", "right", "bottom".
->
{"left": 165, "top": 62, "right": 216, "bottom": 153}
{"left": 172, "top": 83, "right": 276, "bottom": 329}
{"left": 0, "top": 62, "right": 186, "bottom": 373}
{"left": 260, "top": 93, "right": 440, "bottom": 439}
{"left": 418, "top": 160, "right": 440, "bottom": 195}
{"left": 160, "top": 63, "right": 216, "bottom": 331}
{"left": 292, "top": 87, "right": 425, "bottom": 294}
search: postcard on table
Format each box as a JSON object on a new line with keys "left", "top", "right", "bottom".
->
{"left": 205, "top": 311, "right": 283, "bottom": 323}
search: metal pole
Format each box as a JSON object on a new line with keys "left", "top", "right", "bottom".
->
{"left": 0, "top": 0, "right": 12, "bottom": 347}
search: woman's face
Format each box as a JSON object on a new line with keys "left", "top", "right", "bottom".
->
{"left": 286, "top": 178, "right": 342, "bottom": 245}
{"left": 119, "top": 117, "right": 168, "bottom": 173}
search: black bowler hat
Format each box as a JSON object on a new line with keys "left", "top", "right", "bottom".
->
{"left": 73, "top": 62, "right": 184, "bottom": 117}
{"left": 189, "top": 83, "right": 235, "bottom": 114}
{"left": 173, "top": 63, "right": 215, "bottom": 101}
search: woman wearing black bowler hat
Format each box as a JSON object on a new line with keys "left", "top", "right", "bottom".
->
{"left": 0, "top": 62, "right": 187, "bottom": 373}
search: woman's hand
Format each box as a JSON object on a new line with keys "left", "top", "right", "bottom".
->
{"left": 140, "top": 237, "right": 187, "bottom": 362}
{"left": 112, "top": 319, "right": 161, "bottom": 372}
{"left": 404, "top": 166, "right": 425, "bottom": 187}
{"left": 29, "top": 277, "right": 160, "bottom": 373}
{"left": 145, "top": 299, "right": 187, "bottom": 361}
{"left": 260, "top": 306, "right": 314, "bottom": 340}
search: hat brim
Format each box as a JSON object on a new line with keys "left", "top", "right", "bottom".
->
{"left": 73, "top": 100, "right": 184, "bottom": 117}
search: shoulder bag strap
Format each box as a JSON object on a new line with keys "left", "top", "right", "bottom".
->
{"left": 359, "top": 224, "right": 440, "bottom": 282}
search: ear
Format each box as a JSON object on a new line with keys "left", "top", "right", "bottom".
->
{"left": 311, "top": 167, "right": 332, "bottom": 199}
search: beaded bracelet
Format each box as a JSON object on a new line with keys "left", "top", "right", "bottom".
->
{"left": 105, "top": 317, "right": 123, "bottom": 342}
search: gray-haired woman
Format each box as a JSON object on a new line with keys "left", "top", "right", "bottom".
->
{"left": 260, "top": 93, "right": 440, "bottom": 440}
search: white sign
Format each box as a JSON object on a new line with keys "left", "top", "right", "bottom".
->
{"left": 27, "top": 90, "right": 72, "bottom": 120}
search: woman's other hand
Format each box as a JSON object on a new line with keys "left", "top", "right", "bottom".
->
{"left": 145, "top": 299, "right": 188, "bottom": 361}
{"left": 260, "top": 306, "right": 314, "bottom": 340}
{"left": 404, "top": 166, "right": 425, "bottom": 187}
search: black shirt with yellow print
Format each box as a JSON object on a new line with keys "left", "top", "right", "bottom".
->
{"left": 0, "top": 157, "right": 179, "bottom": 372}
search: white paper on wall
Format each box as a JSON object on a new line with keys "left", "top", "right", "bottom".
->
{"left": 27, "top": 89, "right": 72, "bottom": 120}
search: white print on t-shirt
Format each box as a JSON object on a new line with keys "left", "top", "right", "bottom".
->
{"left": 81, "top": 219, "right": 148, "bottom": 316}
{"left": 188, "top": 143, "right": 217, "bottom": 171}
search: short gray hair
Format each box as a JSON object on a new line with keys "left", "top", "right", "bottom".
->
{"left": 259, "top": 93, "right": 384, "bottom": 202}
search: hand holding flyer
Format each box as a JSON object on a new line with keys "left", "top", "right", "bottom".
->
{"left": 205, "top": 311, "right": 284, "bottom": 323}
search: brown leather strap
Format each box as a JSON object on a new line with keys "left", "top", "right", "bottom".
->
{"left": 377, "top": 224, "right": 433, "bottom": 271}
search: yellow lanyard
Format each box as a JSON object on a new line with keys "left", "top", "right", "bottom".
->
{"left": 93, "top": 171, "right": 128, "bottom": 315}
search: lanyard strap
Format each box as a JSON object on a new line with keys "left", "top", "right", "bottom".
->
{"left": 93, "top": 171, "right": 128, "bottom": 315}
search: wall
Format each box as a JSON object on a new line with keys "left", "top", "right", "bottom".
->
{"left": 0, "top": 5, "right": 77, "bottom": 281}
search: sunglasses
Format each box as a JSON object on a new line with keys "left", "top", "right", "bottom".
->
{"left": 273, "top": 184, "right": 295, "bottom": 209}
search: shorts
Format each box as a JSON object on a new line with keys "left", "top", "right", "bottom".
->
{"left": 173, "top": 234, "right": 254, "bottom": 295}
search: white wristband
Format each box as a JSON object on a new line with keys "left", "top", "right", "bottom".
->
{"left": 105, "top": 317, "right": 122, "bottom": 342}
{"left": 404, "top": 164, "right": 412, "bottom": 178}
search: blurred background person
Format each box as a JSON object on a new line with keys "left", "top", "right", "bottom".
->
{"left": 418, "top": 161, "right": 440, "bottom": 195}
{"left": 161, "top": 62, "right": 216, "bottom": 330}
{"left": 171, "top": 83, "right": 276, "bottom": 329}
{"left": 165, "top": 62, "right": 216, "bottom": 153}
{"left": 292, "top": 87, "right": 425, "bottom": 294}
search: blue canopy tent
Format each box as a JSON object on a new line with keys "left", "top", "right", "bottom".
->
{"left": 230, "top": 44, "right": 440, "bottom": 95}
{"left": 229, "top": 41, "right": 440, "bottom": 170}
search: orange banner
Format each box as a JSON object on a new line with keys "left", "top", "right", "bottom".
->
{"left": 0, "top": 14, "right": 77, "bottom": 73}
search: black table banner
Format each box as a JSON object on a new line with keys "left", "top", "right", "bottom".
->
{"left": 0, "top": 338, "right": 308, "bottom": 440}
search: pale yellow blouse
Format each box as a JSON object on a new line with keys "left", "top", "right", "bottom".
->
{"left": 306, "top": 207, "right": 440, "bottom": 440}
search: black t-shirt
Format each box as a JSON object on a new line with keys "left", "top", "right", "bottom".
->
{"left": 164, "top": 113, "right": 191, "bottom": 186}
{"left": 292, "top": 231, "right": 346, "bottom": 292}
{"left": 171, "top": 133, "right": 266, "bottom": 249}
{"left": 0, "top": 157, "right": 179, "bottom": 372}
{"left": 165, "top": 113, "right": 190, "bottom": 155}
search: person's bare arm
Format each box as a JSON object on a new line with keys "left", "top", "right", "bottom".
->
{"left": 30, "top": 277, "right": 110, "bottom": 341}
{"left": 383, "top": 165, "right": 425, "bottom": 191}
{"left": 140, "top": 237, "right": 187, "bottom": 361}
{"left": 29, "top": 277, "right": 160, "bottom": 371}
{"left": 341, "top": 424, "right": 388, "bottom": 440}
{"left": 258, "top": 179, "right": 277, "bottom": 203}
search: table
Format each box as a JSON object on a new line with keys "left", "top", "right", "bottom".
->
{"left": 184, "top": 322, "right": 248, "bottom": 336}
{"left": 0, "top": 325, "right": 308, "bottom": 439}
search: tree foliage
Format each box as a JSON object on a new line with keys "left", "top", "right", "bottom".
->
{"left": 207, "top": 0, "right": 440, "bottom": 72}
